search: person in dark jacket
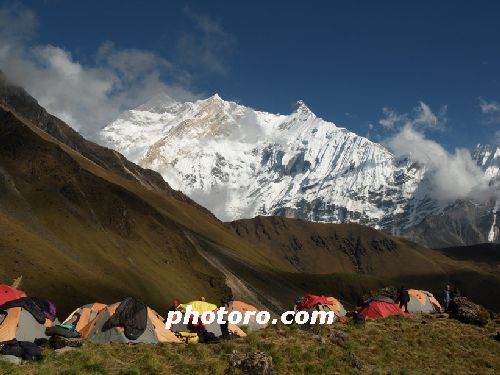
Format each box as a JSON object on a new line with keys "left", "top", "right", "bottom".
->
{"left": 220, "top": 295, "right": 233, "bottom": 339}
{"left": 443, "top": 285, "right": 452, "bottom": 311}
{"left": 398, "top": 286, "right": 410, "bottom": 313}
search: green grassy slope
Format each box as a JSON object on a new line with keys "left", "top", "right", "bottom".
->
{"left": 2, "top": 316, "right": 498, "bottom": 374}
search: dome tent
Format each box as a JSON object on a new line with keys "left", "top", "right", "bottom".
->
{"left": 296, "top": 294, "right": 347, "bottom": 317}
{"left": 407, "top": 289, "right": 442, "bottom": 313}
{"left": 322, "top": 296, "right": 347, "bottom": 317}
{"left": 63, "top": 303, "right": 107, "bottom": 332}
{"left": 78, "top": 299, "right": 181, "bottom": 344}
{"left": 0, "top": 307, "right": 51, "bottom": 343}
{"left": 231, "top": 300, "right": 267, "bottom": 331}
{"left": 358, "top": 296, "right": 406, "bottom": 319}
{"left": 171, "top": 299, "right": 246, "bottom": 339}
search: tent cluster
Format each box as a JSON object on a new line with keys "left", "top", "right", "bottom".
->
{"left": 0, "top": 286, "right": 269, "bottom": 362}
{"left": 358, "top": 289, "right": 442, "bottom": 319}
{"left": 295, "top": 290, "right": 442, "bottom": 321}
{"left": 1, "top": 283, "right": 444, "bottom": 362}
{"left": 0, "top": 286, "right": 56, "bottom": 361}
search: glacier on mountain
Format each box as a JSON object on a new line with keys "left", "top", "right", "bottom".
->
{"left": 101, "top": 93, "right": 499, "bottom": 244}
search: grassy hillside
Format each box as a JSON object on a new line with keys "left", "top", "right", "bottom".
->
{"left": 1, "top": 315, "right": 498, "bottom": 374}
{"left": 0, "top": 105, "right": 236, "bottom": 316}
{"left": 228, "top": 217, "right": 500, "bottom": 311}
{"left": 1, "top": 75, "right": 499, "bottom": 318}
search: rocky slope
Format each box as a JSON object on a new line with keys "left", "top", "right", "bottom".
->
{"left": 227, "top": 216, "right": 500, "bottom": 310}
{"left": 102, "top": 94, "right": 499, "bottom": 247}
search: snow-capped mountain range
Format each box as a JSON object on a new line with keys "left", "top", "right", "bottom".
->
{"left": 101, "top": 93, "right": 499, "bottom": 246}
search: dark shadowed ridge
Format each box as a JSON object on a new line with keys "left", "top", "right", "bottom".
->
{"left": 0, "top": 71, "right": 217, "bottom": 221}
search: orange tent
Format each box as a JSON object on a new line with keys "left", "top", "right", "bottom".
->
{"left": 0, "top": 307, "right": 52, "bottom": 342}
{"left": 231, "top": 301, "right": 267, "bottom": 331}
{"left": 407, "top": 290, "right": 442, "bottom": 313}
{"left": 63, "top": 303, "right": 107, "bottom": 332}
{"left": 67, "top": 302, "right": 181, "bottom": 344}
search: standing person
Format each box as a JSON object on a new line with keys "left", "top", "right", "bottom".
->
{"left": 398, "top": 286, "right": 410, "bottom": 313}
{"left": 220, "top": 295, "right": 233, "bottom": 339}
{"left": 443, "top": 285, "right": 451, "bottom": 312}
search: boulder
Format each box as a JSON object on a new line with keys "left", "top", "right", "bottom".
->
{"left": 227, "top": 351, "right": 275, "bottom": 375}
{"left": 449, "top": 297, "right": 490, "bottom": 326}
{"left": 347, "top": 352, "right": 363, "bottom": 370}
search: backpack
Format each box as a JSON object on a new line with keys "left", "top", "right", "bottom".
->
{"left": 354, "top": 313, "right": 366, "bottom": 326}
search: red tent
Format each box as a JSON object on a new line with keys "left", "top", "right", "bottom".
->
{"left": 0, "top": 285, "right": 27, "bottom": 306}
{"left": 358, "top": 300, "right": 406, "bottom": 319}
{"left": 297, "top": 294, "right": 331, "bottom": 310}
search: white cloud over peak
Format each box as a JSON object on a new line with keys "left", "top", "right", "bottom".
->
{"left": 388, "top": 125, "right": 497, "bottom": 202}
{"left": 379, "top": 101, "right": 447, "bottom": 131}
{"left": 379, "top": 101, "right": 498, "bottom": 203}
{"left": 0, "top": 3, "right": 234, "bottom": 138}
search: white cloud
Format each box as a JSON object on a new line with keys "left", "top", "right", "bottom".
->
{"left": 379, "top": 101, "right": 447, "bottom": 131}
{"left": 0, "top": 41, "right": 197, "bottom": 138}
{"left": 479, "top": 97, "right": 500, "bottom": 114}
{"left": 96, "top": 41, "right": 173, "bottom": 80}
{"left": 0, "top": 3, "right": 227, "bottom": 139}
{"left": 478, "top": 97, "right": 500, "bottom": 124}
{"left": 379, "top": 107, "right": 403, "bottom": 129}
{"left": 388, "top": 124, "right": 498, "bottom": 202}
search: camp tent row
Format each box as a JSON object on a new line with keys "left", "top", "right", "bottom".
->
{"left": 60, "top": 299, "right": 266, "bottom": 344}
{"left": 1, "top": 286, "right": 443, "bottom": 349}
{"left": 358, "top": 290, "right": 442, "bottom": 319}
{"left": 296, "top": 290, "right": 442, "bottom": 320}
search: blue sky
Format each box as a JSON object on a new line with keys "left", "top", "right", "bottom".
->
{"left": 2, "top": 0, "right": 500, "bottom": 149}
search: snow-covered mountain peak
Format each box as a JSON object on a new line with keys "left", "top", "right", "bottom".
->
{"left": 101, "top": 94, "right": 499, "bottom": 245}
{"left": 293, "top": 99, "right": 310, "bottom": 111}
{"left": 136, "top": 92, "right": 179, "bottom": 113}
{"left": 208, "top": 93, "right": 223, "bottom": 101}
{"left": 101, "top": 94, "right": 431, "bottom": 225}
{"left": 291, "top": 99, "right": 315, "bottom": 118}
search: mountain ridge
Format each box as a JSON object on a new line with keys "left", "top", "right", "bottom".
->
{"left": 102, "top": 93, "right": 499, "bottom": 247}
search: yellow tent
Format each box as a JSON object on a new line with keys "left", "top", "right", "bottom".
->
{"left": 177, "top": 301, "right": 217, "bottom": 314}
